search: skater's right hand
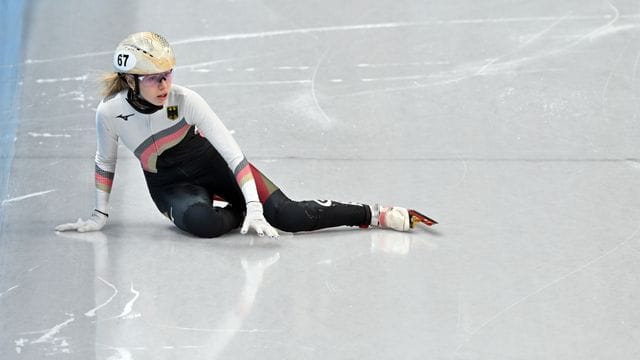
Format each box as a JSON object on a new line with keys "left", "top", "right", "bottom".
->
{"left": 55, "top": 210, "right": 108, "bottom": 233}
{"left": 241, "top": 201, "right": 279, "bottom": 239}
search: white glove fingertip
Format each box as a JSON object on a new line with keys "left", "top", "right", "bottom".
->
{"left": 259, "top": 223, "right": 269, "bottom": 237}
{"left": 55, "top": 223, "right": 74, "bottom": 232}
{"left": 267, "top": 225, "right": 279, "bottom": 238}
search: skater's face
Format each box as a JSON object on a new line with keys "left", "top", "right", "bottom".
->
{"left": 130, "top": 69, "right": 173, "bottom": 106}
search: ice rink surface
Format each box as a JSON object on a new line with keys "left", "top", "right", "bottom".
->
{"left": 2, "top": 0, "right": 640, "bottom": 359}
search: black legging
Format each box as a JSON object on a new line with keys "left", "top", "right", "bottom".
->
{"left": 144, "top": 146, "right": 371, "bottom": 238}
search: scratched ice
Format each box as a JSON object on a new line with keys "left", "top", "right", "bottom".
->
{"left": 2, "top": 1, "right": 640, "bottom": 359}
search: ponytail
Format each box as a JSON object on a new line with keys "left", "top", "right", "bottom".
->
{"left": 101, "top": 73, "right": 130, "bottom": 98}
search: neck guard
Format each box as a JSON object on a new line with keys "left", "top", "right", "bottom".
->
{"left": 125, "top": 88, "right": 163, "bottom": 114}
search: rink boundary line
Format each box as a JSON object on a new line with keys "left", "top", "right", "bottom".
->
{"left": 0, "top": 1, "right": 27, "bottom": 232}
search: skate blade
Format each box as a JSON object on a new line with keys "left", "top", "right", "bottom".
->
{"left": 408, "top": 209, "right": 438, "bottom": 228}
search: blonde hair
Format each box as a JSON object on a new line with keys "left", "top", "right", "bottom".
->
{"left": 101, "top": 72, "right": 130, "bottom": 98}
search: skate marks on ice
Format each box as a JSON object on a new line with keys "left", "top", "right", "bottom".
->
{"left": 335, "top": 3, "right": 640, "bottom": 98}
{"left": 453, "top": 220, "right": 640, "bottom": 355}
{"left": 184, "top": 6, "right": 639, "bottom": 102}
{"left": 162, "top": 252, "right": 282, "bottom": 358}
{"left": 15, "top": 232, "right": 284, "bottom": 358}
{"left": 1, "top": 189, "right": 56, "bottom": 206}
{"left": 83, "top": 277, "right": 118, "bottom": 318}
{"left": 99, "top": 282, "right": 142, "bottom": 322}
{"left": 309, "top": 49, "right": 335, "bottom": 128}
{"left": 0, "top": 264, "right": 42, "bottom": 302}
{"left": 21, "top": 6, "right": 640, "bottom": 143}
{"left": 12, "top": 282, "right": 142, "bottom": 356}
{"left": 10, "top": 233, "right": 137, "bottom": 356}
{"left": 23, "top": 9, "right": 640, "bottom": 88}
{"left": 0, "top": 284, "right": 20, "bottom": 298}
{"left": 22, "top": 11, "right": 640, "bottom": 65}
{"left": 3, "top": 263, "right": 74, "bottom": 356}
{"left": 14, "top": 315, "right": 76, "bottom": 355}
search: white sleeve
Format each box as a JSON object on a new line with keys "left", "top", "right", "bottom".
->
{"left": 185, "top": 90, "right": 260, "bottom": 203}
{"left": 94, "top": 106, "right": 119, "bottom": 214}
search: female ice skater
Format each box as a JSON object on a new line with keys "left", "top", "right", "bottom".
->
{"left": 55, "top": 32, "right": 436, "bottom": 238}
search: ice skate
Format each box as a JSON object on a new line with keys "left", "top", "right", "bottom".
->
{"left": 371, "top": 204, "right": 437, "bottom": 231}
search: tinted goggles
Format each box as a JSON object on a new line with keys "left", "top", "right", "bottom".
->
{"left": 138, "top": 69, "right": 173, "bottom": 86}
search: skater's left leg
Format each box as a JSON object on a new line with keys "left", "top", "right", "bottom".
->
{"left": 263, "top": 190, "right": 372, "bottom": 232}
{"left": 249, "top": 165, "right": 372, "bottom": 232}
{"left": 249, "top": 164, "right": 437, "bottom": 232}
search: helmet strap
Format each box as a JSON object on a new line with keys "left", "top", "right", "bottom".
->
{"left": 133, "top": 75, "right": 141, "bottom": 96}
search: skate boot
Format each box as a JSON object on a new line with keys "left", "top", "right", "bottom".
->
{"left": 371, "top": 204, "right": 410, "bottom": 231}
{"left": 371, "top": 204, "right": 438, "bottom": 231}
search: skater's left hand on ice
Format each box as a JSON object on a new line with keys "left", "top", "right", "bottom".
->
{"left": 54, "top": 210, "right": 108, "bottom": 233}
{"left": 241, "top": 201, "right": 279, "bottom": 238}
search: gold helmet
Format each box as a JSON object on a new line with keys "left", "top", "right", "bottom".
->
{"left": 113, "top": 32, "right": 175, "bottom": 74}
